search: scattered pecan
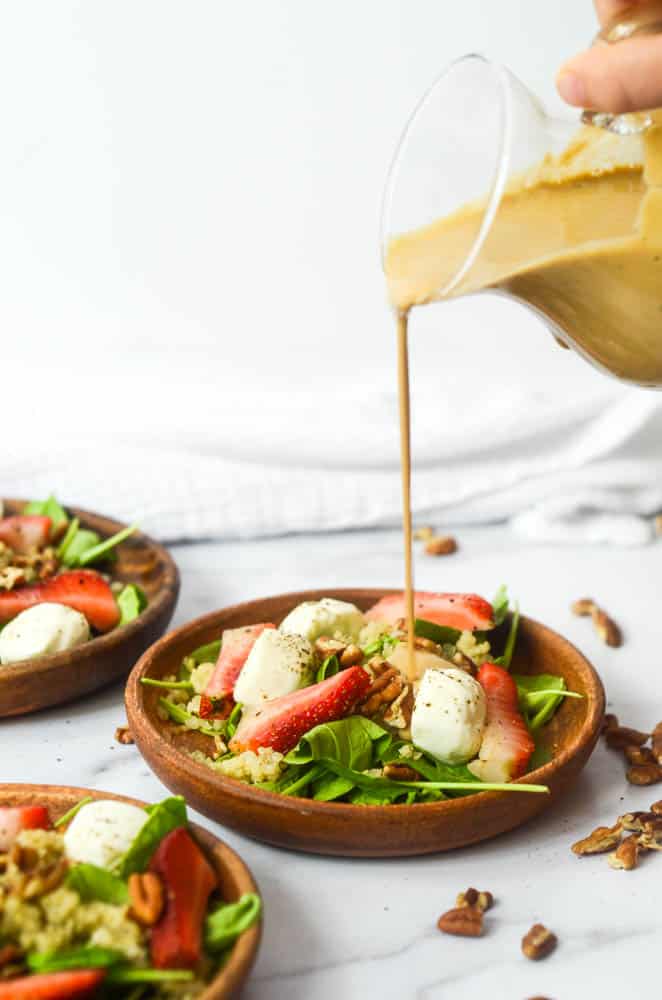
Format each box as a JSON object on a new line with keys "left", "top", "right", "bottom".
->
{"left": 314, "top": 636, "right": 346, "bottom": 659}
{"left": 358, "top": 667, "right": 404, "bottom": 717}
{"left": 601, "top": 713, "right": 619, "bottom": 734}
{"left": 637, "top": 816, "right": 662, "bottom": 850}
{"left": 413, "top": 526, "right": 434, "bottom": 541}
{"left": 456, "top": 888, "right": 494, "bottom": 912}
{"left": 591, "top": 606, "right": 623, "bottom": 648}
{"left": 521, "top": 924, "right": 557, "bottom": 961}
{"left": 437, "top": 906, "right": 483, "bottom": 937}
{"left": 383, "top": 763, "right": 418, "bottom": 781}
{"left": 652, "top": 722, "right": 662, "bottom": 765}
{"left": 627, "top": 763, "right": 662, "bottom": 786}
{"left": 452, "top": 650, "right": 477, "bottom": 675}
{"left": 115, "top": 726, "right": 135, "bottom": 745}
{"left": 382, "top": 684, "right": 414, "bottom": 730}
{"left": 424, "top": 535, "right": 458, "bottom": 557}
{"left": 572, "top": 823, "right": 622, "bottom": 856}
{"left": 618, "top": 811, "right": 656, "bottom": 832}
{"left": 605, "top": 726, "right": 650, "bottom": 750}
{"left": 650, "top": 799, "right": 662, "bottom": 815}
{"left": 608, "top": 834, "right": 639, "bottom": 870}
{"left": 571, "top": 597, "right": 596, "bottom": 617}
{"left": 623, "top": 745, "right": 655, "bottom": 765}
{"left": 339, "top": 644, "right": 363, "bottom": 668}
{"left": 128, "top": 872, "right": 164, "bottom": 926}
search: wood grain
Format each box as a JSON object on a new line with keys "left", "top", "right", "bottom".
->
{"left": 126, "top": 588, "right": 605, "bottom": 857}
{"left": 0, "top": 783, "right": 261, "bottom": 1000}
{"left": 0, "top": 499, "right": 179, "bottom": 717}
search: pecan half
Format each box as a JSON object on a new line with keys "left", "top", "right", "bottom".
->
{"left": 456, "top": 888, "right": 494, "bottom": 912}
{"left": 608, "top": 834, "right": 639, "bottom": 870}
{"left": 383, "top": 763, "right": 418, "bottom": 781}
{"left": 128, "top": 872, "right": 164, "bottom": 926}
{"left": 115, "top": 726, "right": 135, "bottom": 745}
{"left": 571, "top": 597, "right": 595, "bottom": 617}
{"left": 591, "top": 606, "right": 622, "bottom": 647}
{"left": 437, "top": 906, "right": 483, "bottom": 937}
{"left": 601, "top": 713, "right": 619, "bottom": 734}
{"left": 424, "top": 535, "right": 458, "bottom": 557}
{"left": 652, "top": 722, "right": 662, "bottom": 765}
{"left": 339, "top": 644, "right": 363, "bottom": 668}
{"left": 572, "top": 823, "right": 622, "bottom": 856}
{"left": 637, "top": 816, "right": 662, "bottom": 850}
{"left": 605, "top": 726, "right": 650, "bottom": 750}
{"left": 650, "top": 799, "right": 662, "bottom": 815}
{"left": 618, "top": 811, "right": 656, "bottom": 832}
{"left": 413, "top": 525, "right": 434, "bottom": 541}
{"left": 623, "top": 745, "right": 655, "bottom": 765}
{"left": 358, "top": 667, "right": 404, "bottom": 717}
{"left": 521, "top": 924, "right": 557, "bottom": 961}
{"left": 627, "top": 763, "right": 662, "bottom": 786}
{"left": 314, "top": 636, "right": 346, "bottom": 659}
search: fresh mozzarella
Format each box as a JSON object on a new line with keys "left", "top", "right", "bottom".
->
{"left": 63, "top": 800, "right": 149, "bottom": 869}
{"left": 234, "top": 629, "right": 313, "bottom": 708}
{"left": 388, "top": 642, "right": 454, "bottom": 678}
{"left": 411, "top": 668, "right": 486, "bottom": 764}
{"left": 279, "top": 598, "right": 365, "bottom": 644}
{"left": 0, "top": 603, "right": 90, "bottom": 664}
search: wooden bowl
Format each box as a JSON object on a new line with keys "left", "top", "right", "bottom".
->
{"left": 0, "top": 783, "right": 261, "bottom": 999}
{"left": 0, "top": 499, "right": 179, "bottom": 717}
{"left": 126, "top": 588, "right": 605, "bottom": 858}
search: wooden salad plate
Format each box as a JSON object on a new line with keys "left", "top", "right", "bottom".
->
{"left": 0, "top": 783, "right": 262, "bottom": 1000}
{"left": 126, "top": 588, "right": 605, "bottom": 858}
{"left": 0, "top": 499, "right": 179, "bottom": 717}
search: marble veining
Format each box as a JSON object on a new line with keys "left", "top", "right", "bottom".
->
{"left": 2, "top": 526, "right": 660, "bottom": 1000}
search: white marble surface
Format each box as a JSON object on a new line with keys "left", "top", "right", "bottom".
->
{"left": 2, "top": 526, "right": 661, "bottom": 1000}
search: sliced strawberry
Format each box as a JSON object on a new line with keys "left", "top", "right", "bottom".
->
{"left": 0, "top": 570, "right": 120, "bottom": 632}
{"left": 469, "top": 662, "right": 534, "bottom": 783}
{"left": 0, "top": 969, "right": 105, "bottom": 999}
{"left": 230, "top": 665, "right": 371, "bottom": 754}
{"left": 204, "top": 623, "right": 276, "bottom": 698}
{"left": 0, "top": 806, "right": 50, "bottom": 850}
{"left": 149, "top": 827, "right": 217, "bottom": 969}
{"left": 0, "top": 516, "right": 52, "bottom": 555}
{"left": 365, "top": 592, "right": 494, "bottom": 631}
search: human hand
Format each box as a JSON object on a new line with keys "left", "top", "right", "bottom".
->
{"left": 557, "top": 1, "right": 662, "bottom": 112}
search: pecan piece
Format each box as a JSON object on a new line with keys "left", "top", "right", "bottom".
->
{"left": 115, "top": 726, "right": 135, "bottom": 745}
{"left": 623, "top": 745, "right": 655, "bottom": 765}
{"left": 571, "top": 597, "right": 596, "bottom": 617}
{"left": 424, "top": 535, "right": 458, "bottom": 557}
{"left": 605, "top": 726, "right": 650, "bottom": 750}
{"left": 383, "top": 763, "right": 418, "bottom": 781}
{"left": 339, "top": 644, "right": 363, "bottom": 668}
{"left": 314, "top": 636, "right": 346, "bottom": 659}
{"left": 591, "top": 606, "right": 622, "bottom": 647}
{"left": 637, "top": 816, "right": 662, "bottom": 850}
{"left": 0, "top": 945, "right": 22, "bottom": 969}
{"left": 601, "top": 713, "right": 619, "bottom": 734}
{"left": 650, "top": 799, "right": 662, "bottom": 815}
{"left": 358, "top": 667, "right": 404, "bottom": 717}
{"left": 456, "top": 887, "right": 494, "bottom": 912}
{"left": 22, "top": 859, "right": 68, "bottom": 900}
{"left": 128, "top": 872, "right": 164, "bottom": 926}
{"left": 652, "top": 722, "right": 662, "bottom": 765}
{"left": 521, "top": 924, "right": 557, "bottom": 960}
{"left": 627, "top": 763, "right": 662, "bottom": 786}
{"left": 618, "top": 811, "right": 656, "bottom": 832}
{"left": 437, "top": 906, "right": 483, "bottom": 937}
{"left": 608, "top": 834, "right": 639, "bottom": 870}
{"left": 413, "top": 525, "right": 434, "bottom": 541}
{"left": 572, "top": 823, "right": 622, "bottom": 855}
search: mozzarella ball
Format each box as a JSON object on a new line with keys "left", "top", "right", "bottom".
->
{"left": 63, "top": 800, "right": 149, "bottom": 870}
{"left": 0, "top": 603, "right": 90, "bottom": 664}
{"left": 411, "top": 668, "right": 486, "bottom": 764}
{"left": 279, "top": 598, "right": 365, "bottom": 644}
{"left": 234, "top": 629, "right": 313, "bottom": 708}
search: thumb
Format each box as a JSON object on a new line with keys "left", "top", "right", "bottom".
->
{"left": 557, "top": 34, "right": 662, "bottom": 112}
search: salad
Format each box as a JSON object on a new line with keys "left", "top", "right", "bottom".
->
{"left": 0, "top": 795, "right": 260, "bottom": 998}
{"left": 0, "top": 496, "right": 147, "bottom": 665}
{"left": 145, "top": 588, "right": 582, "bottom": 804}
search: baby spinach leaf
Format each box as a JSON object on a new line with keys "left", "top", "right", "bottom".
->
{"left": 311, "top": 771, "right": 356, "bottom": 801}
{"left": 24, "top": 495, "right": 69, "bottom": 535}
{"left": 189, "top": 639, "right": 222, "bottom": 665}
{"left": 515, "top": 673, "right": 581, "bottom": 731}
{"left": 140, "top": 677, "right": 194, "bottom": 692}
{"left": 56, "top": 517, "right": 79, "bottom": 559}
{"left": 226, "top": 702, "right": 243, "bottom": 739}
{"left": 205, "top": 893, "right": 261, "bottom": 953}
{"left": 361, "top": 633, "right": 397, "bottom": 657}
{"left": 285, "top": 716, "right": 388, "bottom": 772}
{"left": 414, "top": 618, "right": 461, "bottom": 646}
{"left": 260, "top": 762, "right": 327, "bottom": 797}
{"left": 316, "top": 654, "right": 340, "bottom": 683}
{"left": 107, "top": 969, "right": 194, "bottom": 984}
{"left": 158, "top": 697, "right": 222, "bottom": 737}
{"left": 59, "top": 526, "right": 101, "bottom": 567}
{"left": 117, "top": 584, "right": 148, "bottom": 625}
{"left": 117, "top": 796, "right": 187, "bottom": 877}
{"left": 78, "top": 523, "right": 138, "bottom": 567}
{"left": 27, "top": 946, "right": 124, "bottom": 972}
{"left": 492, "top": 585, "right": 510, "bottom": 626}
{"left": 500, "top": 602, "right": 520, "bottom": 669}
{"left": 53, "top": 796, "right": 93, "bottom": 828}
{"left": 318, "top": 758, "right": 547, "bottom": 796}
{"left": 66, "top": 864, "right": 129, "bottom": 905}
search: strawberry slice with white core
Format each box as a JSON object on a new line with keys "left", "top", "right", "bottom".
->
{"left": 364, "top": 591, "right": 494, "bottom": 631}
{"left": 230, "top": 665, "right": 371, "bottom": 754}
{"left": 0, "top": 570, "right": 119, "bottom": 632}
{"left": 204, "top": 623, "right": 276, "bottom": 698}
{"left": 0, "top": 805, "right": 50, "bottom": 850}
{"left": 468, "top": 662, "right": 534, "bottom": 783}
{"left": 0, "top": 515, "right": 52, "bottom": 555}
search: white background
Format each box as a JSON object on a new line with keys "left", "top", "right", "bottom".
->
{"left": 2, "top": 0, "right": 611, "bottom": 460}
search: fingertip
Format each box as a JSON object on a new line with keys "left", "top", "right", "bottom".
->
{"left": 556, "top": 67, "right": 588, "bottom": 108}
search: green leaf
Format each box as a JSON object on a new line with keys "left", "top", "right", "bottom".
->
{"left": 24, "top": 495, "right": 69, "bottom": 536}
{"left": 514, "top": 673, "right": 580, "bottom": 731}
{"left": 66, "top": 864, "right": 129, "bottom": 905}
{"left": 60, "top": 526, "right": 101, "bottom": 567}
{"left": 361, "top": 634, "right": 397, "bottom": 658}
{"left": 311, "top": 771, "right": 356, "bottom": 801}
{"left": 259, "top": 762, "right": 328, "bottom": 797}
{"left": 107, "top": 968, "right": 194, "bottom": 985}
{"left": 53, "top": 796, "right": 93, "bottom": 829}
{"left": 316, "top": 654, "right": 340, "bottom": 683}
{"left": 78, "top": 523, "right": 138, "bottom": 567}
{"left": 317, "top": 758, "right": 548, "bottom": 796}
{"left": 285, "top": 716, "right": 388, "bottom": 772}
{"left": 56, "top": 517, "right": 79, "bottom": 559}
{"left": 205, "top": 893, "right": 261, "bottom": 953}
{"left": 117, "top": 796, "right": 187, "bottom": 877}
{"left": 188, "top": 639, "right": 222, "bottom": 666}
{"left": 117, "top": 584, "right": 148, "bottom": 625}
{"left": 491, "top": 585, "right": 510, "bottom": 626}
{"left": 158, "top": 697, "right": 222, "bottom": 737}
{"left": 140, "top": 677, "right": 194, "bottom": 692}
{"left": 27, "top": 946, "right": 124, "bottom": 973}
{"left": 226, "top": 702, "right": 243, "bottom": 739}
{"left": 414, "top": 618, "right": 461, "bottom": 646}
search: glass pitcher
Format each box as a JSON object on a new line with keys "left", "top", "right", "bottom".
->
{"left": 381, "top": 11, "right": 662, "bottom": 387}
